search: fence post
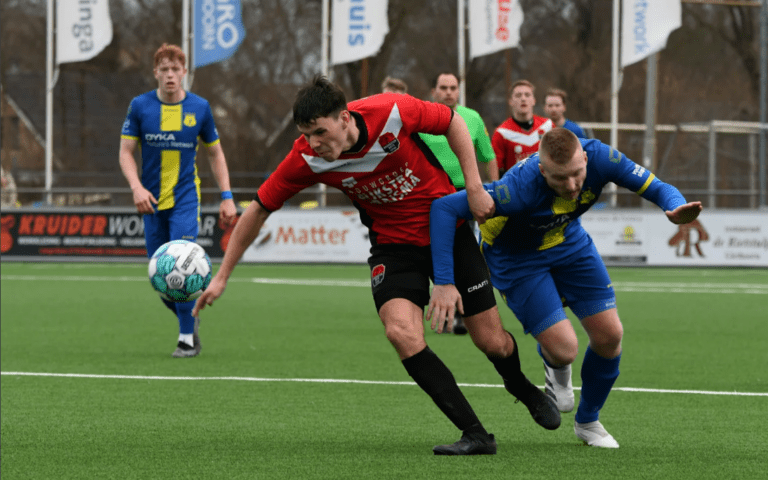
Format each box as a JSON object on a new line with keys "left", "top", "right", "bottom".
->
{"left": 749, "top": 133, "right": 757, "bottom": 209}
{"left": 708, "top": 122, "right": 717, "bottom": 209}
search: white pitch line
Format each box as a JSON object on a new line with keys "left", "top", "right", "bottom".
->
{"left": 614, "top": 281, "right": 768, "bottom": 289}
{"left": 2, "top": 275, "right": 767, "bottom": 294}
{"left": 2, "top": 371, "right": 766, "bottom": 397}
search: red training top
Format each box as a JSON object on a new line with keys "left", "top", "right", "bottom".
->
{"left": 491, "top": 115, "right": 553, "bottom": 173}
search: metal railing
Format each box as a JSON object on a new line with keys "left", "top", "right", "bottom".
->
{"left": 580, "top": 120, "right": 768, "bottom": 209}
{"left": 3, "top": 121, "right": 766, "bottom": 210}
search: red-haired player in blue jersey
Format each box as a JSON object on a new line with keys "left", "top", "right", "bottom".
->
{"left": 120, "top": 44, "right": 237, "bottom": 358}
{"left": 428, "top": 128, "right": 702, "bottom": 448}
{"left": 193, "top": 76, "right": 561, "bottom": 455}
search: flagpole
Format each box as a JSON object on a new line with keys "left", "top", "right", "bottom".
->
{"left": 319, "top": 0, "right": 329, "bottom": 207}
{"left": 760, "top": 0, "right": 767, "bottom": 207}
{"left": 45, "top": 0, "right": 55, "bottom": 205}
{"left": 182, "top": 0, "right": 190, "bottom": 90}
{"left": 458, "top": 0, "right": 466, "bottom": 105}
{"left": 322, "top": 0, "right": 329, "bottom": 76}
{"left": 609, "top": 0, "right": 620, "bottom": 207}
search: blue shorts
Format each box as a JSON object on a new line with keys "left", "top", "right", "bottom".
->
{"left": 144, "top": 203, "right": 200, "bottom": 258}
{"left": 496, "top": 237, "right": 616, "bottom": 337}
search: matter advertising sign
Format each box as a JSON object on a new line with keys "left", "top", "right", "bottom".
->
{"left": 240, "top": 209, "right": 370, "bottom": 264}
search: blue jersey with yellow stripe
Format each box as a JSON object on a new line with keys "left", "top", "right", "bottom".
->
{"left": 430, "top": 138, "right": 688, "bottom": 286}
{"left": 121, "top": 91, "right": 219, "bottom": 211}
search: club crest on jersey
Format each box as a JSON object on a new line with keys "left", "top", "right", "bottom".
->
{"left": 378, "top": 132, "right": 399, "bottom": 154}
{"left": 183, "top": 113, "right": 197, "bottom": 127}
{"left": 371, "top": 264, "right": 386, "bottom": 288}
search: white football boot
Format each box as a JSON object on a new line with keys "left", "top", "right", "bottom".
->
{"left": 574, "top": 420, "right": 620, "bottom": 448}
{"left": 172, "top": 316, "right": 201, "bottom": 358}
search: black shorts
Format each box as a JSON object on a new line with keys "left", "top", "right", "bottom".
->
{"left": 367, "top": 222, "right": 496, "bottom": 315}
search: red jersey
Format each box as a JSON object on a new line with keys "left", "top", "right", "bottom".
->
{"left": 491, "top": 115, "right": 553, "bottom": 173}
{"left": 256, "top": 93, "right": 456, "bottom": 247}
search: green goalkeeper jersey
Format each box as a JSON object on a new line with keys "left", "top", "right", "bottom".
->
{"left": 419, "top": 104, "right": 495, "bottom": 189}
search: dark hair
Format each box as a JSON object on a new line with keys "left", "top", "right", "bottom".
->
{"left": 539, "top": 128, "right": 580, "bottom": 164}
{"left": 293, "top": 75, "right": 348, "bottom": 127}
{"left": 431, "top": 72, "right": 458, "bottom": 88}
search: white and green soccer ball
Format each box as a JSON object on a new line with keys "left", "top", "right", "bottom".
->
{"left": 148, "top": 240, "right": 212, "bottom": 303}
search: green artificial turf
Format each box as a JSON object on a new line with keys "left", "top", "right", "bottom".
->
{"left": 2, "top": 263, "right": 766, "bottom": 479}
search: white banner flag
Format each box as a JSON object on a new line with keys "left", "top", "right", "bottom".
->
{"left": 468, "top": 0, "right": 523, "bottom": 59}
{"left": 331, "top": 0, "right": 389, "bottom": 65}
{"left": 621, "top": 0, "right": 681, "bottom": 68}
{"left": 56, "top": 0, "right": 113, "bottom": 64}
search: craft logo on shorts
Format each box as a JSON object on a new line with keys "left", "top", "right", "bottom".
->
{"left": 371, "top": 264, "right": 386, "bottom": 288}
{"left": 378, "top": 132, "right": 399, "bottom": 154}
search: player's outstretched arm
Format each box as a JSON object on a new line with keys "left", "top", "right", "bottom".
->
{"left": 426, "top": 284, "right": 463, "bottom": 334}
{"left": 193, "top": 201, "right": 270, "bottom": 316}
{"left": 445, "top": 113, "right": 495, "bottom": 223}
{"left": 665, "top": 201, "right": 703, "bottom": 225}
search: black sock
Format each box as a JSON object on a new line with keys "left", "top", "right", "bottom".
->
{"left": 487, "top": 331, "right": 528, "bottom": 395}
{"left": 402, "top": 346, "right": 487, "bottom": 434}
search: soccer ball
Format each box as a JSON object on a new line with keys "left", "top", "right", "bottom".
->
{"left": 148, "top": 240, "right": 212, "bottom": 303}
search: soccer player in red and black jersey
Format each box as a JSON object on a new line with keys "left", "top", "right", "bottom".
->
{"left": 193, "top": 76, "right": 559, "bottom": 455}
{"left": 491, "top": 80, "right": 553, "bottom": 178}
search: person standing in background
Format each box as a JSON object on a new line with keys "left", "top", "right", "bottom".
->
{"left": 380, "top": 76, "right": 409, "bottom": 94}
{"left": 491, "top": 80, "right": 553, "bottom": 178}
{"left": 119, "top": 43, "right": 237, "bottom": 358}
{"left": 544, "top": 88, "right": 587, "bottom": 139}
{"left": 419, "top": 72, "right": 498, "bottom": 334}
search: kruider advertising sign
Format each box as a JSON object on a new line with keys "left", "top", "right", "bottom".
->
{"left": 1, "top": 207, "right": 235, "bottom": 261}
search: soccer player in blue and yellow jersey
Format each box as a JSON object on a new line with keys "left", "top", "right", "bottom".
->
{"left": 428, "top": 128, "right": 702, "bottom": 448}
{"left": 544, "top": 89, "right": 587, "bottom": 139}
{"left": 119, "top": 44, "right": 237, "bottom": 358}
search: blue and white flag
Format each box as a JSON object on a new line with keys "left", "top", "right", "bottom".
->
{"left": 331, "top": 0, "right": 389, "bottom": 66}
{"left": 56, "top": 0, "right": 113, "bottom": 64}
{"left": 193, "top": 0, "right": 246, "bottom": 68}
{"left": 621, "top": 0, "right": 681, "bottom": 67}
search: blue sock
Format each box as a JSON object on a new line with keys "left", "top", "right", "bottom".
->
{"left": 176, "top": 300, "right": 196, "bottom": 335}
{"left": 575, "top": 346, "right": 621, "bottom": 424}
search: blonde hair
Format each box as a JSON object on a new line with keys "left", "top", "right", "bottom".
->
{"left": 508, "top": 79, "right": 535, "bottom": 98}
{"left": 381, "top": 76, "right": 408, "bottom": 94}
{"left": 539, "top": 129, "right": 580, "bottom": 164}
{"left": 546, "top": 88, "right": 568, "bottom": 105}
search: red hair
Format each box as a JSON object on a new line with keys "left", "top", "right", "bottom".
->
{"left": 153, "top": 43, "right": 186, "bottom": 68}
